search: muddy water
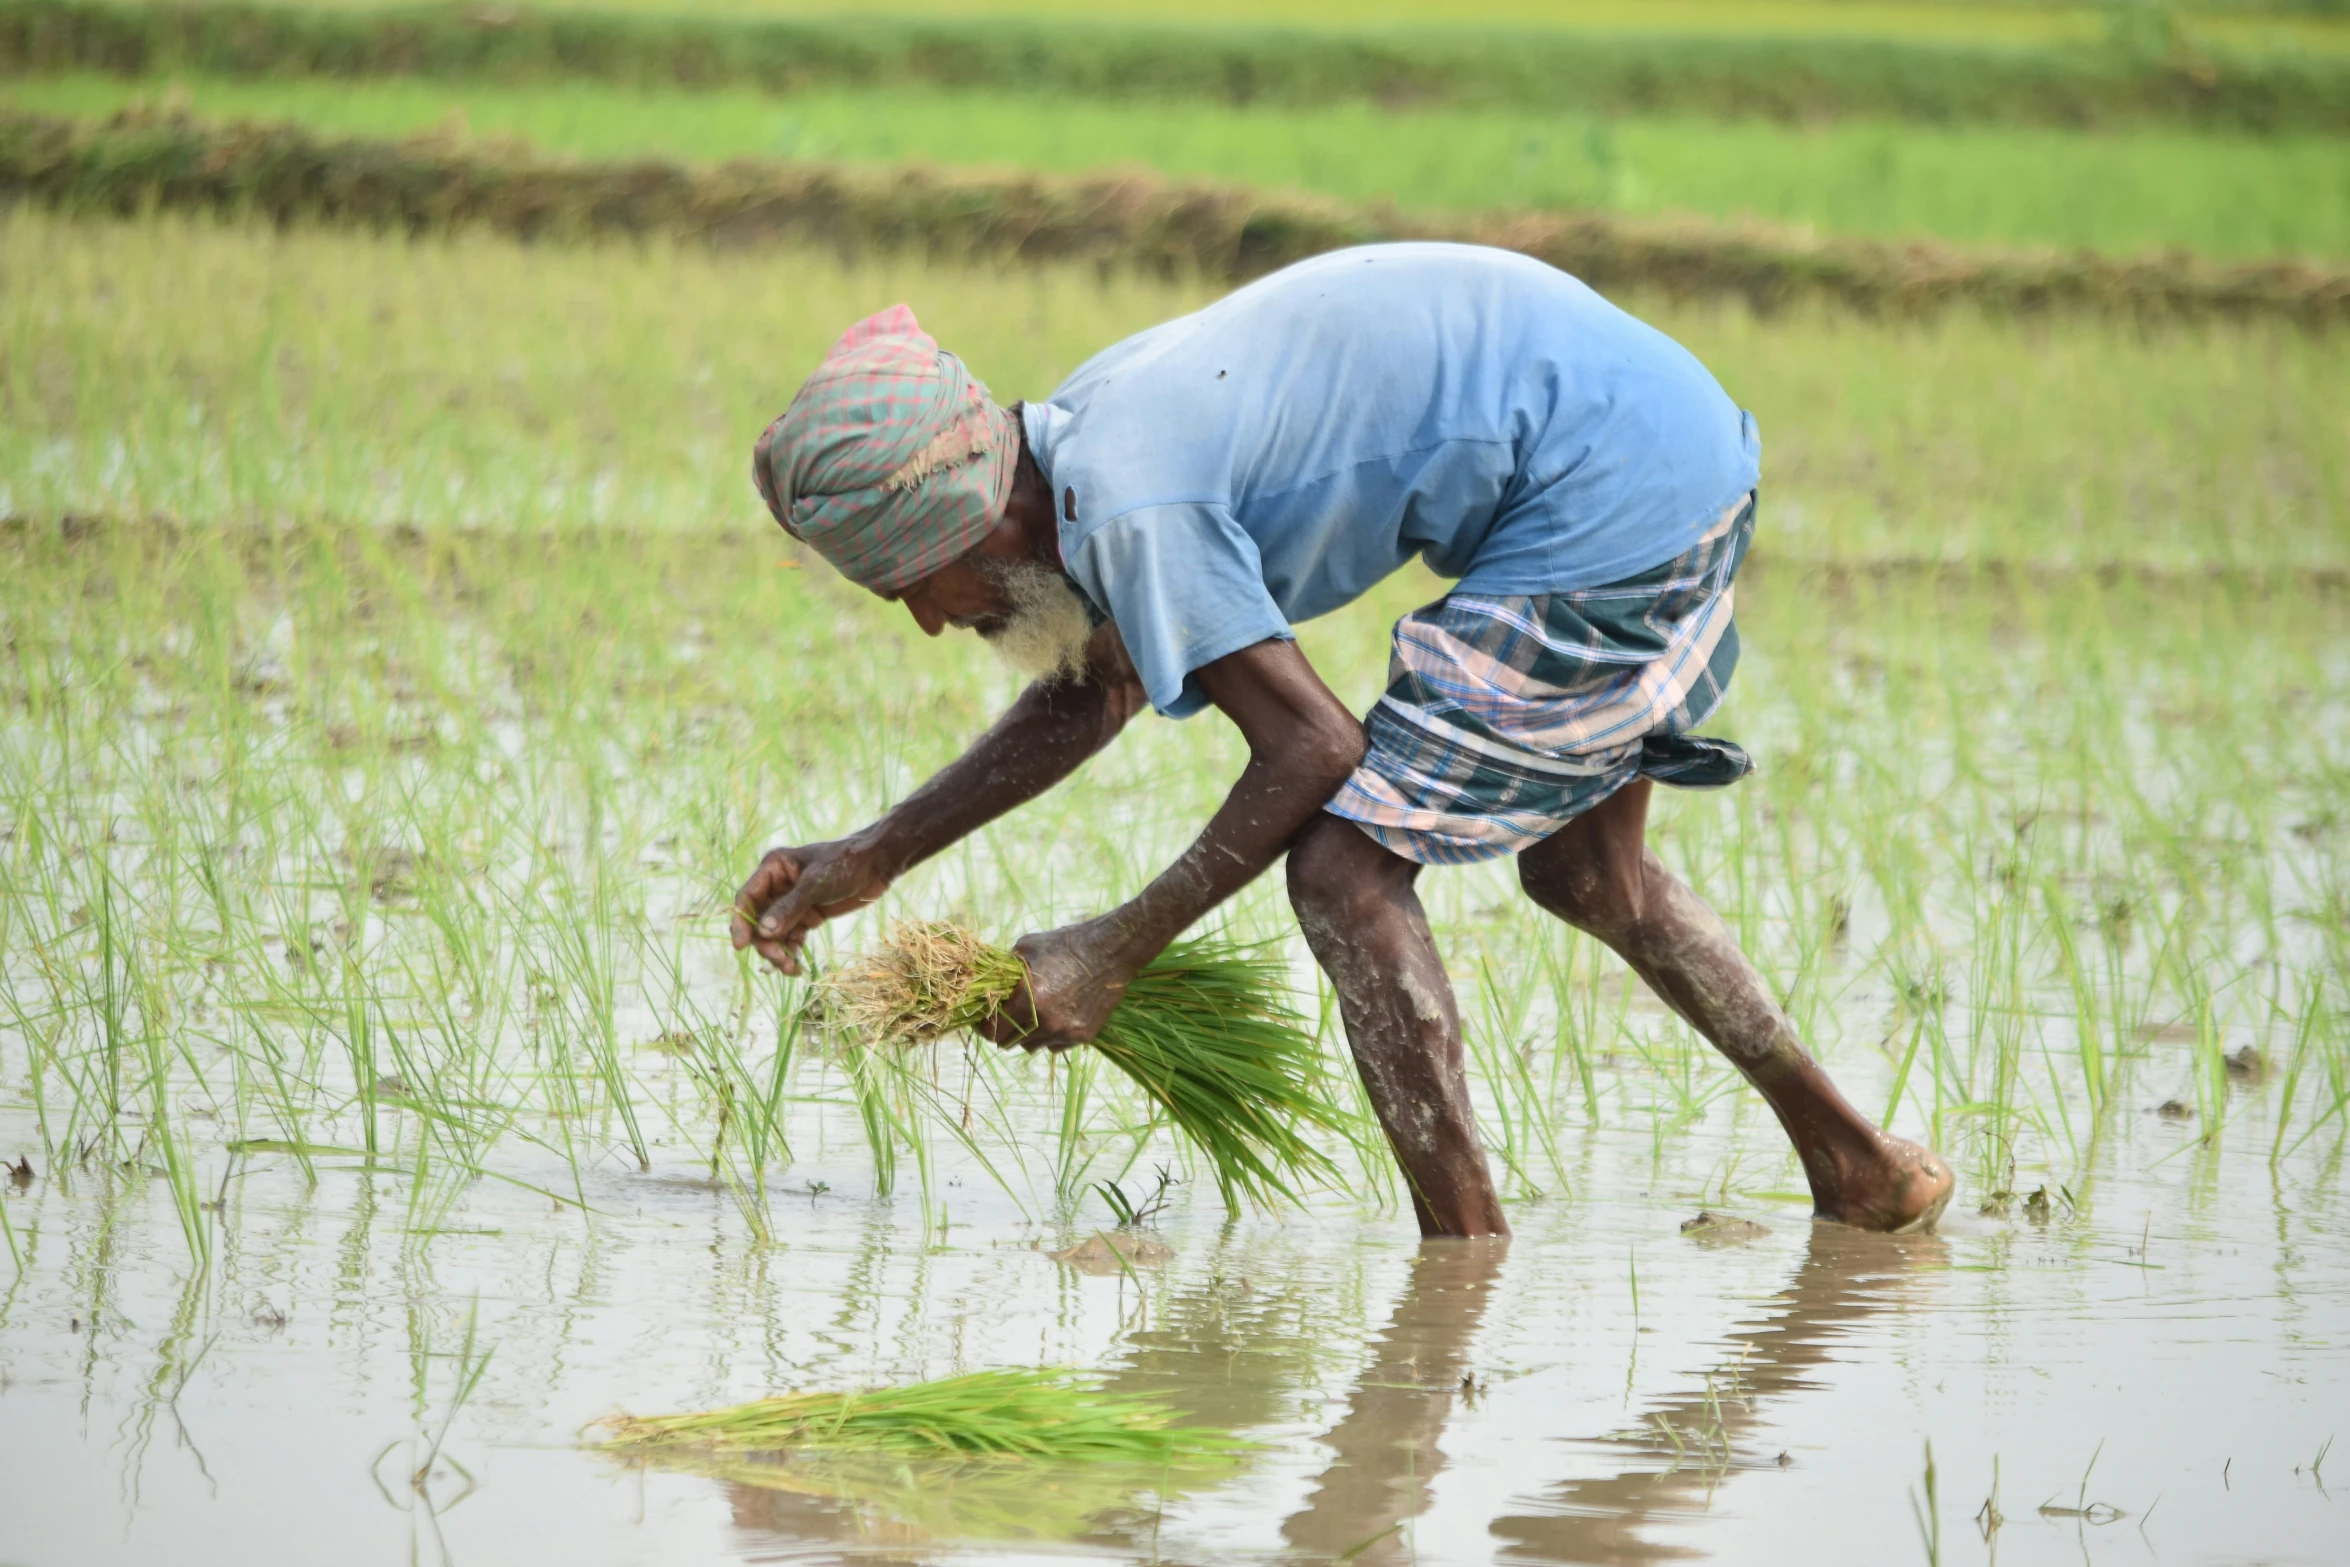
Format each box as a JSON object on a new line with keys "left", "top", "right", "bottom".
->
{"left": 1, "top": 1060, "right": 2341, "bottom": 1567}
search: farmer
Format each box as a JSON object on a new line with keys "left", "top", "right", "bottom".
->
{"left": 732, "top": 243, "right": 1954, "bottom": 1237}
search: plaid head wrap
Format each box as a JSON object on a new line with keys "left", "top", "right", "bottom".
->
{"left": 751, "top": 304, "right": 1019, "bottom": 595}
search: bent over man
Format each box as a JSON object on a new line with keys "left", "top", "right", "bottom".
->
{"left": 732, "top": 243, "right": 1954, "bottom": 1237}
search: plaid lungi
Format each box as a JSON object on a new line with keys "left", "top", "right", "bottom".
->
{"left": 1326, "top": 493, "right": 1758, "bottom": 866}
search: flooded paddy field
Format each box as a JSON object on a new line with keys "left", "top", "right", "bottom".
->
{"left": 1, "top": 1102, "right": 2343, "bottom": 1564}
{"left": 3, "top": 214, "right": 2347, "bottom": 1564}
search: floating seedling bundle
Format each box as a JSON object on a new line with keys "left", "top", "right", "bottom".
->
{"left": 816, "top": 920, "right": 1347, "bottom": 1210}
{"left": 593, "top": 1367, "right": 1238, "bottom": 1463}
{"left": 592, "top": 1369, "right": 1249, "bottom": 1538}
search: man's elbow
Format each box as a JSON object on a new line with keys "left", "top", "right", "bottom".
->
{"left": 1286, "top": 713, "right": 1366, "bottom": 799}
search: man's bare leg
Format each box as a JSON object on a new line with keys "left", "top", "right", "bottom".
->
{"left": 1288, "top": 814, "right": 1508, "bottom": 1238}
{"left": 1517, "top": 779, "right": 1954, "bottom": 1232}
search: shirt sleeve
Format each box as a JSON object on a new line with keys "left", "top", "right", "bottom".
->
{"left": 1064, "top": 502, "right": 1293, "bottom": 719}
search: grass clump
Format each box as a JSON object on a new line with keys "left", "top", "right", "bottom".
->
{"left": 819, "top": 921, "right": 1347, "bottom": 1210}
{"left": 593, "top": 1367, "right": 1240, "bottom": 1463}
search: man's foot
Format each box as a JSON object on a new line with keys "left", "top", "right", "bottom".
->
{"left": 1811, "top": 1133, "right": 1956, "bottom": 1233}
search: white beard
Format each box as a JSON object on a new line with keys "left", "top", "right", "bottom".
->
{"left": 980, "top": 559, "right": 1093, "bottom": 685}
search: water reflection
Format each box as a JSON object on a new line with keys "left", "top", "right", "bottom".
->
{"left": 1492, "top": 1224, "right": 1946, "bottom": 1564}
{"left": 724, "top": 1459, "right": 1042, "bottom": 1563}
{"left": 1283, "top": 1238, "right": 1507, "bottom": 1564}
{"left": 1099, "top": 1240, "right": 1333, "bottom": 1432}
{"left": 718, "top": 1242, "right": 1334, "bottom": 1558}
{"left": 713, "top": 1227, "right": 1933, "bottom": 1562}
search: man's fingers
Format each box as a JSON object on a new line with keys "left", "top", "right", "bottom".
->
{"left": 733, "top": 846, "right": 889, "bottom": 976}
{"left": 754, "top": 872, "right": 827, "bottom": 942}
{"left": 730, "top": 895, "right": 773, "bottom": 950}
{"left": 758, "top": 866, "right": 889, "bottom": 943}
{"left": 731, "top": 854, "right": 800, "bottom": 949}
{"left": 979, "top": 973, "right": 1046, "bottom": 1049}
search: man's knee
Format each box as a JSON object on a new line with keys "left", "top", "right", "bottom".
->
{"left": 1519, "top": 836, "right": 1648, "bottom": 940}
{"left": 1287, "top": 814, "right": 1405, "bottom": 933}
{"left": 1518, "top": 778, "right": 1657, "bottom": 938}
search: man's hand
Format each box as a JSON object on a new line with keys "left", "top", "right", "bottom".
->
{"left": 975, "top": 915, "right": 1139, "bottom": 1051}
{"left": 729, "top": 631, "right": 1149, "bottom": 980}
{"left": 978, "top": 639, "right": 1363, "bottom": 1014}
{"left": 730, "top": 841, "right": 892, "bottom": 974}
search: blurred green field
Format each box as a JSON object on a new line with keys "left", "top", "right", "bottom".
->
{"left": 18, "top": 72, "right": 2350, "bottom": 258}
{"left": 144, "top": 0, "right": 2350, "bottom": 55}
{"left": 7, "top": 210, "right": 2336, "bottom": 569}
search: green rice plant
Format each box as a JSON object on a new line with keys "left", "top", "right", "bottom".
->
{"left": 1467, "top": 951, "right": 1566, "bottom": 1197}
{"left": 592, "top": 1367, "right": 1242, "bottom": 1464}
{"left": 2, "top": 208, "right": 2344, "bottom": 1272}
{"left": 135, "top": 958, "right": 212, "bottom": 1269}
{"left": 542, "top": 840, "right": 651, "bottom": 1173}
{"left": 1911, "top": 1438, "right": 1943, "bottom": 1567}
{"left": 2042, "top": 877, "right": 2111, "bottom": 1118}
{"left": 2170, "top": 932, "right": 2236, "bottom": 1133}
{"left": 12, "top": 0, "right": 2348, "bottom": 128}
{"left": 637, "top": 928, "right": 791, "bottom": 1240}
{"left": 1541, "top": 930, "right": 1618, "bottom": 1127}
{"left": 400, "top": 1294, "right": 495, "bottom": 1492}
{"left": 817, "top": 921, "right": 1346, "bottom": 1211}
{"left": 10, "top": 209, "right": 2342, "bottom": 575}
{"left": 1050, "top": 1046, "right": 1102, "bottom": 1203}
{"left": 2273, "top": 975, "right": 2346, "bottom": 1162}
{"left": 837, "top": 1039, "right": 928, "bottom": 1206}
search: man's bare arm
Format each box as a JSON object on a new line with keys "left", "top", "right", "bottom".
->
{"left": 732, "top": 630, "right": 1144, "bottom": 972}
{"left": 991, "top": 636, "right": 1365, "bottom": 1045}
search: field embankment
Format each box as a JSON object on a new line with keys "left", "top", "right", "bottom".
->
{"left": 14, "top": 71, "right": 2347, "bottom": 259}
{"left": 6, "top": 0, "right": 2350, "bottom": 131}
{"left": 5, "top": 107, "right": 2345, "bottom": 325}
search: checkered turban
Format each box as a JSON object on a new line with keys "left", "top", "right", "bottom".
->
{"left": 751, "top": 304, "right": 1019, "bottom": 595}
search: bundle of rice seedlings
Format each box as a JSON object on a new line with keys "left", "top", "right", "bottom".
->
{"left": 592, "top": 1368, "right": 1240, "bottom": 1465}
{"left": 817, "top": 921, "right": 1347, "bottom": 1210}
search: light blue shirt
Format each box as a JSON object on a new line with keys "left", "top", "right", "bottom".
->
{"left": 1021, "top": 243, "right": 1761, "bottom": 718}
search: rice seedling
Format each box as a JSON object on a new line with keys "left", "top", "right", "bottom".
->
{"left": 1467, "top": 951, "right": 1568, "bottom": 1196}
{"left": 0, "top": 212, "right": 2341, "bottom": 1333}
{"left": 1541, "top": 931, "right": 1620, "bottom": 1126}
{"left": 815, "top": 921, "right": 1347, "bottom": 1211}
{"left": 0, "top": 1182, "right": 19, "bottom": 1275}
{"left": 592, "top": 1367, "right": 1244, "bottom": 1464}
{"left": 11, "top": 209, "right": 2341, "bottom": 573}
{"left": 1051, "top": 1047, "right": 1103, "bottom": 1202}
{"left": 1911, "top": 1439, "right": 1943, "bottom": 1566}
{"left": 394, "top": 1295, "right": 495, "bottom": 1498}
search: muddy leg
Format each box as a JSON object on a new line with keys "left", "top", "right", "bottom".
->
{"left": 1518, "top": 780, "right": 1953, "bottom": 1232}
{"left": 1288, "top": 814, "right": 1508, "bottom": 1238}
